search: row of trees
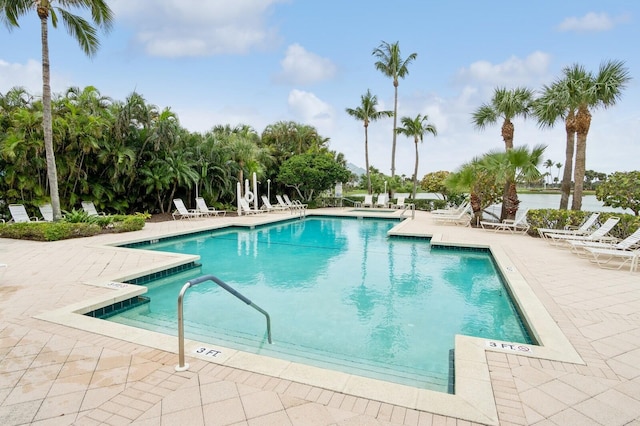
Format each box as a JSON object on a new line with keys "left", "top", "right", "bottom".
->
{"left": 0, "top": 86, "right": 350, "bottom": 216}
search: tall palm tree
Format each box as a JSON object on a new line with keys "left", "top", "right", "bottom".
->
{"left": 543, "top": 159, "right": 553, "bottom": 186}
{"left": 472, "top": 86, "right": 534, "bottom": 219}
{"left": 345, "top": 89, "right": 393, "bottom": 194}
{"left": 372, "top": 40, "right": 417, "bottom": 179}
{"left": 395, "top": 114, "right": 437, "bottom": 199}
{"left": 0, "top": 0, "right": 113, "bottom": 220}
{"left": 571, "top": 60, "right": 630, "bottom": 210}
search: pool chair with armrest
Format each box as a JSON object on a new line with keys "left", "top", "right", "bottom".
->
{"left": 567, "top": 226, "right": 640, "bottom": 256}
{"left": 238, "top": 198, "right": 264, "bottom": 215}
{"left": 283, "top": 194, "right": 308, "bottom": 210}
{"left": 274, "top": 195, "right": 291, "bottom": 210}
{"left": 546, "top": 217, "right": 620, "bottom": 247}
{"left": 81, "top": 201, "right": 107, "bottom": 217}
{"left": 356, "top": 194, "right": 374, "bottom": 208}
{"left": 260, "top": 195, "right": 287, "bottom": 212}
{"left": 172, "top": 198, "right": 205, "bottom": 220}
{"left": 584, "top": 247, "right": 639, "bottom": 272}
{"left": 39, "top": 203, "right": 54, "bottom": 222}
{"left": 432, "top": 204, "right": 472, "bottom": 226}
{"left": 391, "top": 197, "right": 406, "bottom": 209}
{"left": 8, "top": 204, "right": 40, "bottom": 223}
{"left": 375, "top": 193, "right": 389, "bottom": 208}
{"left": 480, "top": 209, "right": 530, "bottom": 234}
{"left": 195, "top": 197, "right": 227, "bottom": 217}
{"left": 538, "top": 212, "right": 600, "bottom": 239}
{"left": 432, "top": 200, "right": 469, "bottom": 215}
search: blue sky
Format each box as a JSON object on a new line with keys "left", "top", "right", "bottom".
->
{"left": 1, "top": 0, "right": 638, "bottom": 178}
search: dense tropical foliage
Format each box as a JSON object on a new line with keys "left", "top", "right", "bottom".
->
{"left": 0, "top": 86, "right": 347, "bottom": 219}
{"left": 595, "top": 171, "right": 640, "bottom": 216}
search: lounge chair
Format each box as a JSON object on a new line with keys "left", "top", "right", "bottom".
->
{"left": 282, "top": 194, "right": 308, "bottom": 210}
{"left": 432, "top": 204, "right": 472, "bottom": 226}
{"left": 584, "top": 247, "right": 639, "bottom": 272}
{"left": 538, "top": 212, "right": 600, "bottom": 239}
{"left": 8, "top": 204, "right": 40, "bottom": 223}
{"left": 172, "top": 198, "right": 205, "bottom": 220}
{"left": 432, "top": 200, "right": 469, "bottom": 215}
{"left": 195, "top": 197, "right": 226, "bottom": 217}
{"left": 480, "top": 209, "right": 530, "bottom": 234}
{"left": 391, "top": 197, "right": 406, "bottom": 209}
{"left": 81, "top": 201, "right": 107, "bottom": 217}
{"left": 358, "top": 194, "right": 373, "bottom": 208}
{"left": 238, "top": 198, "right": 263, "bottom": 215}
{"left": 567, "top": 227, "right": 640, "bottom": 256}
{"left": 546, "top": 217, "right": 620, "bottom": 247}
{"left": 260, "top": 195, "right": 287, "bottom": 212}
{"left": 39, "top": 204, "right": 54, "bottom": 222}
{"left": 274, "top": 194, "right": 291, "bottom": 210}
{"left": 375, "top": 194, "right": 389, "bottom": 208}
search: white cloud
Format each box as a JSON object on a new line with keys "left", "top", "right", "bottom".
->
{"left": 274, "top": 44, "right": 337, "bottom": 85}
{"left": 110, "top": 0, "right": 287, "bottom": 57}
{"left": 0, "top": 59, "right": 70, "bottom": 96}
{"left": 556, "top": 12, "right": 615, "bottom": 32}
{"left": 287, "top": 89, "right": 335, "bottom": 132}
{"left": 455, "top": 51, "right": 551, "bottom": 89}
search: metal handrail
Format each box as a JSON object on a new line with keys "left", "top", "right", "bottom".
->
{"left": 175, "top": 274, "right": 272, "bottom": 372}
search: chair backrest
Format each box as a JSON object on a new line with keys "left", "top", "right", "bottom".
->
{"left": 173, "top": 199, "right": 189, "bottom": 214}
{"left": 363, "top": 194, "right": 373, "bottom": 205}
{"left": 239, "top": 198, "right": 252, "bottom": 212}
{"left": 577, "top": 212, "right": 600, "bottom": 231}
{"left": 591, "top": 217, "right": 620, "bottom": 238}
{"left": 276, "top": 195, "right": 288, "bottom": 208}
{"left": 396, "top": 197, "right": 405, "bottom": 206}
{"left": 195, "top": 197, "right": 209, "bottom": 212}
{"left": 376, "top": 194, "right": 388, "bottom": 206}
{"left": 261, "top": 195, "right": 273, "bottom": 208}
{"left": 81, "top": 201, "right": 99, "bottom": 216}
{"left": 616, "top": 227, "right": 640, "bottom": 250}
{"left": 282, "top": 194, "right": 294, "bottom": 206}
{"left": 9, "top": 204, "right": 31, "bottom": 223}
{"left": 514, "top": 209, "right": 529, "bottom": 225}
{"left": 39, "top": 204, "right": 53, "bottom": 221}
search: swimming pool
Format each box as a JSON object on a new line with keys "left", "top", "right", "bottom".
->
{"left": 107, "top": 217, "right": 532, "bottom": 393}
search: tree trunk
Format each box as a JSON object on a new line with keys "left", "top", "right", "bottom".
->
{"left": 500, "top": 118, "right": 515, "bottom": 220}
{"left": 559, "top": 111, "right": 576, "bottom": 209}
{"left": 412, "top": 138, "right": 419, "bottom": 199}
{"left": 364, "top": 123, "right": 371, "bottom": 194}
{"left": 391, "top": 80, "right": 399, "bottom": 178}
{"left": 40, "top": 16, "right": 63, "bottom": 220}
{"left": 572, "top": 108, "right": 591, "bottom": 210}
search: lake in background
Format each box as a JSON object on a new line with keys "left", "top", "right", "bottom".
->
{"left": 396, "top": 193, "right": 632, "bottom": 215}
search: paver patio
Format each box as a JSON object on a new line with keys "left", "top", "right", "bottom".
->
{"left": 0, "top": 208, "right": 638, "bottom": 425}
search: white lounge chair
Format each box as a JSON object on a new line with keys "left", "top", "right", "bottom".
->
{"left": 538, "top": 212, "right": 600, "bottom": 239}
{"left": 261, "top": 195, "right": 287, "bottom": 212}
{"left": 39, "top": 204, "right": 54, "bottom": 222}
{"left": 585, "top": 247, "right": 639, "bottom": 272}
{"left": 195, "top": 197, "right": 226, "bottom": 217}
{"left": 375, "top": 194, "right": 389, "bottom": 208}
{"left": 432, "top": 204, "right": 472, "bottom": 226}
{"left": 8, "top": 204, "right": 39, "bottom": 223}
{"left": 480, "top": 209, "right": 530, "bottom": 234}
{"left": 81, "top": 201, "right": 107, "bottom": 217}
{"left": 274, "top": 194, "right": 291, "bottom": 210}
{"left": 238, "top": 198, "right": 263, "bottom": 215}
{"left": 568, "top": 227, "right": 640, "bottom": 256}
{"left": 391, "top": 197, "right": 406, "bottom": 209}
{"left": 432, "top": 200, "right": 469, "bottom": 215}
{"left": 546, "top": 217, "right": 620, "bottom": 247}
{"left": 358, "top": 194, "right": 373, "bottom": 208}
{"left": 172, "top": 198, "right": 205, "bottom": 220}
{"left": 282, "top": 194, "right": 307, "bottom": 210}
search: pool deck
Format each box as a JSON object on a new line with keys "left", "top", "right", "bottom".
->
{"left": 1, "top": 208, "right": 639, "bottom": 425}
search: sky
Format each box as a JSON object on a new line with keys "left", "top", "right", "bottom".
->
{"left": 1, "top": 0, "right": 639, "bottom": 179}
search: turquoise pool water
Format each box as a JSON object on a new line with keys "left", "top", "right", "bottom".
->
{"left": 109, "top": 217, "right": 532, "bottom": 392}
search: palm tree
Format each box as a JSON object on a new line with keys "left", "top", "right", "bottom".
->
{"left": 372, "top": 41, "right": 417, "bottom": 179}
{"left": 395, "top": 114, "right": 437, "bottom": 199}
{"left": 345, "top": 90, "right": 393, "bottom": 194}
{"left": 543, "top": 159, "right": 553, "bottom": 185}
{"left": 472, "top": 86, "right": 534, "bottom": 219}
{"left": 571, "top": 60, "right": 630, "bottom": 210}
{"left": 0, "top": 0, "right": 113, "bottom": 220}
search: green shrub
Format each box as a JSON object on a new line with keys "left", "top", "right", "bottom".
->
{"left": 0, "top": 213, "right": 146, "bottom": 241}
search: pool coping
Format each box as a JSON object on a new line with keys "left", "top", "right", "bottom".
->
{"left": 34, "top": 211, "right": 584, "bottom": 426}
